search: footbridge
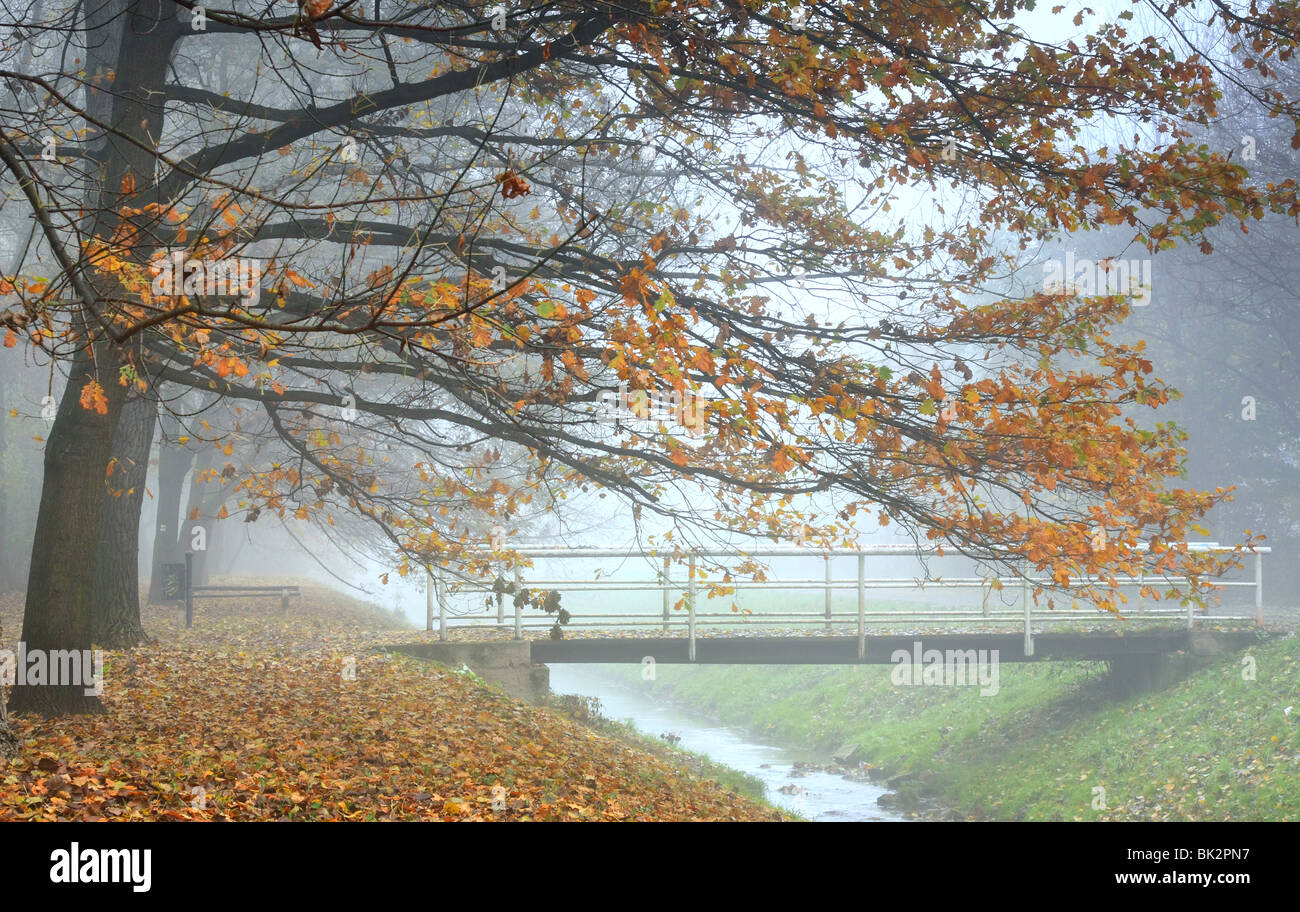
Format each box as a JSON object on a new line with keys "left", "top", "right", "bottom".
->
{"left": 413, "top": 544, "right": 1270, "bottom": 664}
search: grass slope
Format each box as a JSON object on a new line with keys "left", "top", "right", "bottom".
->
{"left": 609, "top": 630, "right": 1298, "bottom": 820}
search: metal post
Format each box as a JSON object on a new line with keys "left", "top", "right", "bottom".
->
{"left": 426, "top": 570, "right": 434, "bottom": 632}
{"left": 1187, "top": 592, "right": 1194, "bottom": 629}
{"left": 184, "top": 551, "right": 194, "bottom": 629}
{"left": 1022, "top": 572, "right": 1033, "bottom": 657}
{"left": 857, "top": 552, "right": 866, "bottom": 660}
{"left": 1137, "top": 571, "right": 1144, "bottom": 615}
{"left": 824, "top": 553, "right": 833, "bottom": 632}
{"left": 1255, "top": 551, "right": 1263, "bottom": 626}
{"left": 437, "top": 573, "right": 447, "bottom": 642}
{"left": 513, "top": 566, "right": 522, "bottom": 640}
{"left": 662, "top": 556, "right": 670, "bottom": 634}
{"left": 688, "top": 551, "right": 697, "bottom": 662}
{"left": 280, "top": 587, "right": 289, "bottom": 614}
{"left": 982, "top": 577, "right": 990, "bottom": 618}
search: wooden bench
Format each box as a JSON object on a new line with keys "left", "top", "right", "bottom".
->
{"left": 184, "top": 583, "right": 301, "bottom": 627}
{"left": 168, "top": 553, "right": 302, "bottom": 628}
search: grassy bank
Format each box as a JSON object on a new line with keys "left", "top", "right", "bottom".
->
{"left": 597, "top": 630, "right": 1298, "bottom": 820}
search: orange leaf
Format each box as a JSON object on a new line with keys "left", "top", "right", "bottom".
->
{"left": 78, "top": 380, "right": 108, "bottom": 415}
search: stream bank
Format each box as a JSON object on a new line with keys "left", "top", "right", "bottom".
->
{"left": 580, "top": 636, "right": 1297, "bottom": 821}
{"left": 548, "top": 664, "right": 911, "bottom": 821}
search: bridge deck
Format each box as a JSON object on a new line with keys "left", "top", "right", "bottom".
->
{"left": 528, "top": 630, "right": 1263, "bottom": 664}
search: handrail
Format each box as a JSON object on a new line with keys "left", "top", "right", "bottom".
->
{"left": 423, "top": 543, "right": 1269, "bottom": 658}
{"left": 444, "top": 543, "right": 1269, "bottom": 559}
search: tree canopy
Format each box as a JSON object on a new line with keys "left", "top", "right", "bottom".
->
{"left": 1, "top": 0, "right": 1297, "bottom": 714}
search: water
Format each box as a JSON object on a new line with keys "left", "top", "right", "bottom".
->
{"left": 548, "top": 665, "right": 906, "bottom": 822}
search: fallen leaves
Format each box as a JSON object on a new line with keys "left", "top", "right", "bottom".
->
{"left": 0, "top": 586, "right": 778, "bottom": 822}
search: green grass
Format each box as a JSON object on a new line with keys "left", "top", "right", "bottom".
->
{"left": 593, "top": 630, "right": 1298, "bottom": 820}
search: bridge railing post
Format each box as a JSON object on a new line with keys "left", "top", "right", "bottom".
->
{"left": 425, "top": 569, "right": 434, "bottom": 632}
{"left": 513, "top": 565, "right": 522, "bottom": 640}
{"left": 1022, "top": 571, "right": 1033, "bottom": 657}
{"left": 857, "top": 552, "right": 866, "bottom": 660}
{"left": 1255, "top": 551, "right": 1263, "bottom": 626}
{"left": 688, "top": 551, "right": 697, "bottom": 662}
{"left": 662, "top": 556, "right": 670, "bottom": 634}
{"left": 437, "top": 571, "right": 447, "bottom": 642}
{"left": 824, "top": 553, "right": 833, "bottom": 632}
{"left": 497, "top": 566, "right": 505, "bottom": 625}
{"left": 184, "top": 551, "right": 194, "bottom": 630}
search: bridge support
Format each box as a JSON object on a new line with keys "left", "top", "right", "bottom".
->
{"left": 390, "top": 642, "right": 550, "bottom": 703}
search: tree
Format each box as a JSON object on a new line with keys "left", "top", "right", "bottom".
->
{"left": 2, "top": 0, "right": 1298, "bottom": 715}
{"left": 92, "top": 389, "right": 155, "bottom": 645}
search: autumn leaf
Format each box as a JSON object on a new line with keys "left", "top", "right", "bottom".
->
{"left": 78, "top": 380, "right": 108, "bottom": 415}
{"left": 496, "top": 170, "right": 531, "bottom": 199}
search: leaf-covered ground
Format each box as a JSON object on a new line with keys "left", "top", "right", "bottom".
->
{"left": 0, "top": 586, "right": 783, "bottom": 821}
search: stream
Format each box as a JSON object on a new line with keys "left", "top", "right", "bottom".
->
{"left": 547, "top": 664, "right": 906, "bottom": 822}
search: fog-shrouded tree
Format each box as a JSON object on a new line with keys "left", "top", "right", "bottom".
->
{"left": 2, "top": 0, "right": 1299, "bottom": 715}
{"left": 1114, "top": 48, "right": 1300, "bottom": 599}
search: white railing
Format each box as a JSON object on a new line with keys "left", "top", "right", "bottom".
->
{"left": 425, "top": 544, "right": 1269, "bottom": 660}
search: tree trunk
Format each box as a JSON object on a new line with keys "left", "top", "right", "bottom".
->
{"left": 92, "top": 394, "right": 156, "bottom": 647}
{"left": 9, "top": 350, "right": 128, "bottom": 716}
{"left": 0, "top": 367, "right": 10, "bottom": 593}
{"left": 179, "top": 447, "right": 227, "bottom": 587}
{"left": 9, "top": 0, "right": 179, "bottom": 717}
{"left": 147, "top": 426, "right": 192, "bottom": 603}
